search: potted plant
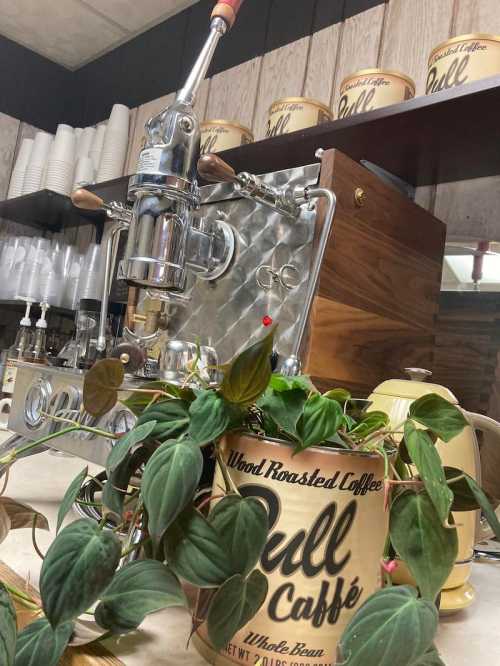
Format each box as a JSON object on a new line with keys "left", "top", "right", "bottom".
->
{"left": 0, "top": 326, "right": 497, "bottom": 666}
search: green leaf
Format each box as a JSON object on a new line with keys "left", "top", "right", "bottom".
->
{"left": 0, "top": 583, "right": 16, "bottom": 666}
{"left": 102, "top": 454, "right": 133, "bottom": 517}
{"left": 0, "top": 498, "right": 49, "bottom": 531}
{"left": 444, "top": 467, "right": 482, "bottom": 511}
{"left": 409, "top": 393, "right": 468, "bottom": 442}
{"left": 135, "top": 400, "right": 191, "bottom": 442}
{"left": 14, "top": 618, "right": 73, "bottom": 666}
{"left": 323, "top": 388, "right": 351, "bottom": 403}
{"left": 95, "top": 560, "right": 186, "bottom": 634}
{"left": 188, "top": 391, "right": 230, "bottom": 445}
{"left": 122, "top": 381, "right": 194, "bottom": 416}
{"left": 83, "top": 358, "right": 124, "bottom": 417}
{"left": 221, "top": 327, "right": 275, "bottom": 405}
{"left": 56, "top": 466, "right": 88, "bottom": 533}
{"left": 269, "top": 374, "right": 313, "bottom": 393}
{"left": 404, "top": 421, "right": 453, "bottom": 524}
{"left": 207, "top": 570, "right": 268, "bottom": 652}
{"left": 296, "top": 394, "right": 344, "bottom": 452}
{"left": 257, "top": 388, "right": 307, "bottom": 440}
{"left": 40, "top": 519, "right": 121, "bottom": 627}
{"left": 455, "top": 472, "right": 500, "bottom": 539}
{"left": 142, "top": 439, "right": 203, "bottom": 547}
{"left": 106, "top": 421, "right": 157, "bottom": 475}
{"left": 350, "top": 411, "right": 389, "bottom": 438}
{"left": 164, "top": 507, "right": 235, "bottom": 587}
{"left": 415, "top": 646, "right": 446, "bottom": 666}
{"left": 209, "top": 495, "right": 268, "bottom": 576}
{"left": 338, "top": 586, "right": 438, "bottom": 666}
{"left": 390, "top": 491, "right": 458, "bottom": 601}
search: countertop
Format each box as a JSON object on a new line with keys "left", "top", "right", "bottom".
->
{"left": 1, "top": 442, "right": 499, "bottom": 665}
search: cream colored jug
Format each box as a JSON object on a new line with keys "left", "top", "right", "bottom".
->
{"left": 368, "top": 368, "right": 500, "bottom": 613}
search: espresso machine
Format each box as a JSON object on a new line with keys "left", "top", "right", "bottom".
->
{"left": 6, "top": 0, "right": 337, "bottom": 465}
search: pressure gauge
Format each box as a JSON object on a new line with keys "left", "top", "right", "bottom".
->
{"left": 107, "top": 408, "right": 136, "bottom": 438}
{"left": 24, "top": 378, "right": 52, "bottom": 430}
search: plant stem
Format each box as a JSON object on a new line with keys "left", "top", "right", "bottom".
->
{"left": 0, "top": 426, "right": 79, "bottom": 464}
{"left": 197, "top": 494, "right": 225, "bottom": 513}
{"left": 446, "top": 474, "right": 466, "bottom": 485}
{"left": 215, "top": 448, "right": 239, "bottom": 495}
{"left": 31, "top": 515, "right": 45, "bottom": 561}
{"left": 43, "top": 412, "right": 118, "bottom": 440}
{"left": 2, "top": 581, "right": 40, "bottom": 610}
{"left": 75, "top": 499, "right": 103, "bottom": 508}
{"left": 0, "top": 465, "right": 10, "bottom": 497}
{"left": 121, "top": 536, "right": 150, "bottom": 558}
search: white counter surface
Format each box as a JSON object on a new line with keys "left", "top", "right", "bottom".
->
{"left": 1, "top": 446, "right": 499, "bottom": 665}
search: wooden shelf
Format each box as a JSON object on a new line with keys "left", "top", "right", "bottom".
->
{"left": 3, "top": 76, "right": 500, "bottom": 234}
{"left": 0, "top": 189, "right": 106, "bottom": 238}
{"left": 217, "top": 75, "right": 500, "bottom": 187}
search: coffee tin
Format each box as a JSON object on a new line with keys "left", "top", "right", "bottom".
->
{"left": 266, "top": 97, "right": 333, "bottom": 138}
{"left": 194, "top": 432, "right": 389, "bottom": 665}
{"left": 338, "top": 68, "right": 415, "bottom": 118}
{"left": 200, "top": 120, "right": 254, "bottom": 154}
{"left": 427, "top": 33, "right": 500, "bottom": 94}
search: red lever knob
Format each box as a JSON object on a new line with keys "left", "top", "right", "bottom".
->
{"left": 211, "top": 0, "right": 244, "bottom": 29}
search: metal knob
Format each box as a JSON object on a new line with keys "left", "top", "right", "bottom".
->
{"left": 405, "top": 368, "right": 432, "bottom": 382}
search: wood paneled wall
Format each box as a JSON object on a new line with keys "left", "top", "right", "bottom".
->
{"left": 1, "top": 1, "right": 498, "bottom": 244}
{"left": 123, "top": 0, "right": 500, "bottom": 248}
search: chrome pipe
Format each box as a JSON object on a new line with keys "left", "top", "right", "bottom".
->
{"left": 97, "top": 221, "right": 129, "bottom": 353}
{"left": 281, "top": 187, "right": 337, "bottom": 375}
{"left": 178, "top": 17, "right": 227, "bottom": 106}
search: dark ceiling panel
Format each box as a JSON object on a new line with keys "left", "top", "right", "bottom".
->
{"left": 265, "top": 0, "right": 317, "bottom": 51}
{"left": 314, "top": 0, "right": 345, "bottom": 32}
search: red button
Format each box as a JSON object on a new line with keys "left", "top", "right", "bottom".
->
{"left": 262, "top": 315, "right": 273, "bottom": 327}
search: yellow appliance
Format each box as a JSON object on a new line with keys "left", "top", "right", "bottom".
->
{"left": 368, "top": 368, "right": 500, "bottom": 613}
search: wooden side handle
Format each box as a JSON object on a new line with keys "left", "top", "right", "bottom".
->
{"left": 211, "top": 0, "right": 244, "bottom": 29}
{"left": 198, "top": 153, "right": 238, "bottom": 183}
{"left": 71, "top": 188, "right": 104, "bottom": 211}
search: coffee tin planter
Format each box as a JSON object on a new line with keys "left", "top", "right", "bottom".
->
{"left": 266, "top": 97, "right": 333, "bottom": 138}
{"left": 194, "top": 433, "right": 389, "bottom": 666}
{"left": 338, "top": 69, "right": 415, "bottom": 119}
{"left": 200, "top": 120, "right": 254, "bottom": 154}
{"left": 427, "top": 33, "right": 500, "bottom": 95}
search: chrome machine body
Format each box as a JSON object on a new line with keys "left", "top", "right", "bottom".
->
{"left": 7, "top": 1, "right": 338, "bottom": 466}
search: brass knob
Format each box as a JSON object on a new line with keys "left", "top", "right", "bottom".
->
{"left": 354, "top": 188, "right": 367, "bottom": 207}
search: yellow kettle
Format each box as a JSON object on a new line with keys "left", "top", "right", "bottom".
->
{"left": 368, "top": 368, "right": 500, "bottom": 614}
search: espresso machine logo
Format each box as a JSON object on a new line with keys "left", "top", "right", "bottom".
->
{"left": 338, "top": 88, "right": 376, "bottom": 119}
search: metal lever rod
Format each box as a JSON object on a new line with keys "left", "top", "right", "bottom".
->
{"left": 177, "top": 17, "right": 227, "bottom": 106}
{"left": 281, "top": 187, "right": 337, "bottom": 376}
{"left": 198, "top": 153, "right": 300, "bottom": 219}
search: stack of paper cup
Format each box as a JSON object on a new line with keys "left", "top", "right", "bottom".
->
{"left": 22, "top": 132, "right": 52, "bottom": 195}
{"left": 44, "top": 124, "right": 76, "bottom": 195}
{"left": 96, "top": 104, "right": 130, "bottom": 182}
{"left": 89, "top": 124, "right": 106, "bottom": 174}
{"left": 73, "top": 156, "right": 94, "bottom": 190}
{"left": 7, "top": 138, "right": 34, "bottom": 198}
{"left": 77, "top": 126, "right": 96, "bottom": 160}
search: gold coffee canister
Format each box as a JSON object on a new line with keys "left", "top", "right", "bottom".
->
{"left": 200, "top": 120, "right": 254, "bottom": 154}
{"left": 266, "top": 97, "right": 333, "bottom": 138}
{"left": 338, "top": 68, "right": 415, "bottom": 118}
{"left": 427, "top": 33, "right": 500, "bottom": 94}
{"left": 194, "top": 432, "right": 389, "bottom": 665}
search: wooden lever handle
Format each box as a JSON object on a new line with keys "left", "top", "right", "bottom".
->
{"left": 211, "top": 0, "right": 244, "bottom": 29}
{"left": 198, "top": 153, "right": 238, "bottom": 183}
{"left": 71, "top": 188, "right": 104, "bottom": 211}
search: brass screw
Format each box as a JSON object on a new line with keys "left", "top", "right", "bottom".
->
{"left": 120, "top": 353, "right": 130, "bottom": 365}
{"left": 354, "top": 188, "right": 367, "bottom": 207}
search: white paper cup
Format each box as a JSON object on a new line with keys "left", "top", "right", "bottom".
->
{"left": 73, "top": 156, "right": 94, "bottom": 189}
{"left": 77, "top": 126, "right": 96, "bottom": 160}
{"left": 29, "top": 132, "right": 53, "bottom": 166}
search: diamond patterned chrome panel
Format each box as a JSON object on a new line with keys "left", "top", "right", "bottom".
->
{"left": 164, "top": 163, "right": 321, "bottom": 363}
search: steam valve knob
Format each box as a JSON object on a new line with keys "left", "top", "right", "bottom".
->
{"left": 71, "top": 189, "right": 104, "bottom": 211}
{"left": 198, "top": 153, "right": 239, "bottom": 184}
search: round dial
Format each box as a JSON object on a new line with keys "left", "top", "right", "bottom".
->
{"left": 24, "top": 379, "right": 52, "bottom": 430}
{"left": 108, "top": 409, "right": 136, "bottom": 438}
